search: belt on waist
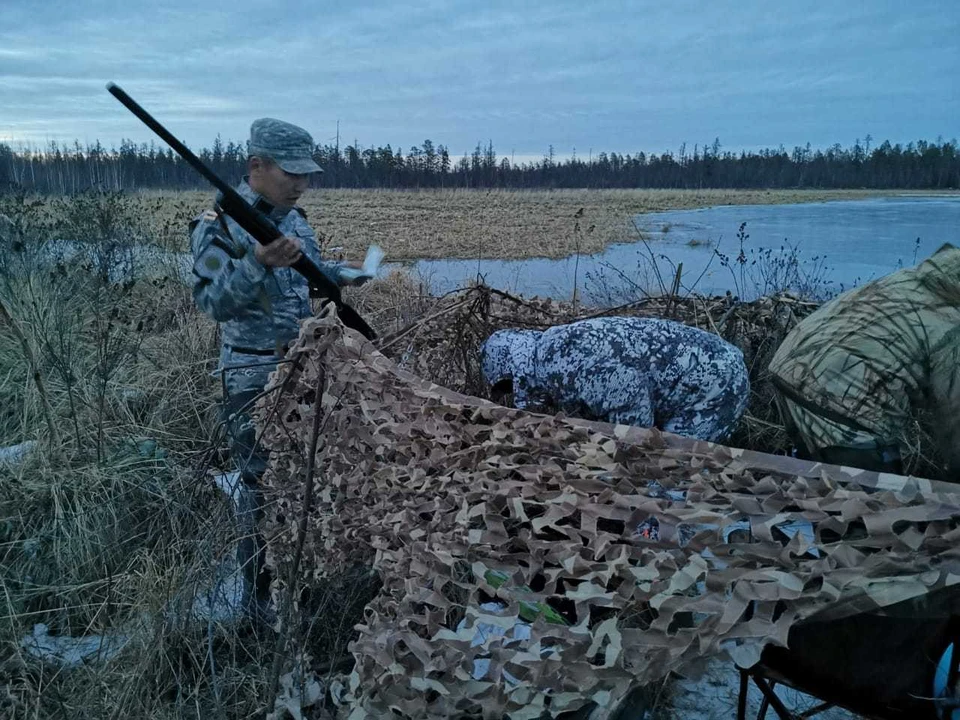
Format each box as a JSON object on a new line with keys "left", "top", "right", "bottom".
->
{"left": 226, "top": 344, "right": 288, "bottom": 356}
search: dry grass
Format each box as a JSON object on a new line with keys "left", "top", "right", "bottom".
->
{"left": 0, "top": 191, "right": 476, "bottom": 719}
{"left": 119, "top": 187, "right": 885, "bottom": 260}
{"left": 0, "top": 192, "right": 264, "bottom": 718}
{"left": 305, "top": 188, "right": 884, "bottom": 261}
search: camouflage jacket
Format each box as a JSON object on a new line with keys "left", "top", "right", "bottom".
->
{"left": 769, "top": 243, "right": 960, "bottom": 456}
{"left": 481, "top": 317, "right": 750, "bottom": 442}
{"left": 189, "top": 179, "right": 345, "bottom": 352}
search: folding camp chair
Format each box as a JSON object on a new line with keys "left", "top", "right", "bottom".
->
{"left": 736, "top": 596, "right": 960, "bottom": 720}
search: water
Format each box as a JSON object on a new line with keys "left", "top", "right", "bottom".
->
{"left": 409, "top": 195, "right": 960, "bottom": 301}
{"left": 24, "top": 196, "right": 958, "bottom": 305}
{"left": 8, "top": 238, "right": 193, "bottom": 285}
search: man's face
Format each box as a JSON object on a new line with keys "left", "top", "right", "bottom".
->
{"left": 248, "top": 157, "right": 311, "bottom": 207}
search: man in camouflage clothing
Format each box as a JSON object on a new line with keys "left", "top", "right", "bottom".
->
{"left": 189, "top": 118, "right": 365, "bottom": 615}
{"left": 481, "top": 317, "right": 750, "bottom": 442}
{"left": 769, "top": 243, "right": 960, "bottom": 475}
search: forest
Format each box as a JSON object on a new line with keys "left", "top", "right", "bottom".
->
{"left": 1, "top": 135, "right": 957, "bottom": 194}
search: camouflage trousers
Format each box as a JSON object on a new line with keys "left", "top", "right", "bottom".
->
{"left": 220, "top": 345, "right": 282, "bottom": 480}
{"left": 218, "top": 344, "right": 286, "bottom": 613}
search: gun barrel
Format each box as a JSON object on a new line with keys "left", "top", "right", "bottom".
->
{"left": 106, "top": 83, "right": 232, "bottom": 197}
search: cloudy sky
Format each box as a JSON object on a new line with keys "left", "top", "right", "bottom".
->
{"left": 1, "top": 0, "right": 957, "bottom": 160}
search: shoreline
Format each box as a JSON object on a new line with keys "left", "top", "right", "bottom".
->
{"left": 303, "top": 188, "right": 897, "bottom": 262}
{"left": 116, "top": 187, "right": 951, "bottom": 260}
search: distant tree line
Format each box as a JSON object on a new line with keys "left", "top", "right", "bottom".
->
{"left": 1, "top": 134, "right": 957, "bottom": 193}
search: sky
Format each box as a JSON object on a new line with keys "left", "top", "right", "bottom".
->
{"left": 0, "top": 0, "right": 957, "bottom": 161}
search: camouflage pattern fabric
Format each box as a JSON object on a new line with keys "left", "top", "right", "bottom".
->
{"left": 217, "top": 328, "right": 307, "bottom": 613}
{"left": 218, "top": 345, "right": 284, "bottom": 478}
{"left": 769, "top": 243, "right": 960, "bottom": 470}
{"left": 190, "top": 177, "right": 343, "bottom": 610}
{"left": 189, "top": 178, "right": 344, "bottom": 355}
{"left": 776, "top": 395, "right": 904, "bottom": 473}
{"left": 247, "top": 117, "right": 324, "bottom": 175}
{"left": 481, "top": 317, "right": 750, "bottom": 442}
{"left": 190, "top": 177, "right": 349, "bottom": 472}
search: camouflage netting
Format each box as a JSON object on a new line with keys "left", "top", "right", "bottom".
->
{"left": 256, "top": 305, "right": 960, "bottom": 719}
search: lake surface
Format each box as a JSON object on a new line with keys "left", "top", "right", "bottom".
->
{"left": 409, "top": 195, "right": 960, "bottom": 301}
{"left": 32, "top": 195, "right": 958, "bottom": 306}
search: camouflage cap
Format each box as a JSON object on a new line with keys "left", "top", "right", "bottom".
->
{"left": 247, "top": 117, "right": 323, "bottom": 174}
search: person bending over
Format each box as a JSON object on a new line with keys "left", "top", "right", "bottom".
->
{"left": 481, "top": 316, "right": 750, "bottom": 442}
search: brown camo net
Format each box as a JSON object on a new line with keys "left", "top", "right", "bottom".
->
{"left": 257, "top": 298, "right": 960, "bottom": 719}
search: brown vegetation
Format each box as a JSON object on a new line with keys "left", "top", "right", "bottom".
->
{"left": 122, "top": 187, "right": 878, "bottom": 260}
{"left": 0, "top": 190, "right": 934, "bottom": 719}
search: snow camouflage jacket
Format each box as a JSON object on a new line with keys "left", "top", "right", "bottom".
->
{"left": 480, "top": 317, "right": 750, "bottom": 442}
{"left": 769, "top": 243, "right": 960, "bottom": 464}
{"left": 189, "top": 178, "right": 346, "bottom": 353}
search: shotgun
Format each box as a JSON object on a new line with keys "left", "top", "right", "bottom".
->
{"left": 106, "top": 82, "right": 376, "bottom": 340}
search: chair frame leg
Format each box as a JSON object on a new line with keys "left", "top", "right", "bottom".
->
{"left": 738, "top": 670, "right": 749, "bottom": 720}
{"left": 738, "top": 666, "right": 845, "bottom": 720}
{"left": 753, "top": 676, "right": 796, "bottom": 720}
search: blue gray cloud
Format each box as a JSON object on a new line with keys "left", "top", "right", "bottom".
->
{"left": 0, "top": 0, "right": 956, "bottom": 157}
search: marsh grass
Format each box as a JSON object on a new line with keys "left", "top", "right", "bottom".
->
{"left": 0, "top": 191, "right": 446, "bottom": 719}
{"left": 0, "top": 188, "right": 935, "bottom": 719}
{"left": 0, "top": 191, "right": 264, "bottom": 719}
{"left": 22, "top": 187, "right": 881, "bottom": 262}
{"left": 292, "top": 188, "right": 881, "bottom": 261}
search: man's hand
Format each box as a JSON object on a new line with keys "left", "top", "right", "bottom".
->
{"left": 254, "top": 235, "right": 302, "bottom": 267}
